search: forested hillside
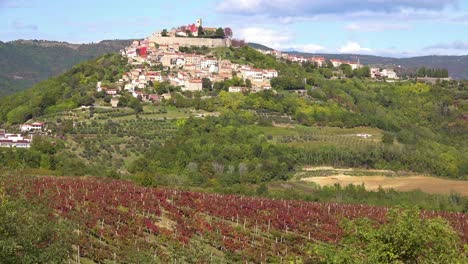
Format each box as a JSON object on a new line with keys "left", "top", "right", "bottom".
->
{"left": 0, "top": 39, "right": 133, "bottom": 96}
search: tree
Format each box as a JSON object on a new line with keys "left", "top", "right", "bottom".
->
{"left": 325, "top": 59, "right": 334, "bottom": 69}
{"left": 161, "top": 29, "right": 168, "bottom": 37}
{"left": 224, "top": 27, "right": 233, "bottom": 38}
{"left": 340, "top": 64, "right": 353, "bottom": 78}
{"left": 128, "top": 97, "right": 143, "bottom": 113}
{"left": 354, "top": 66, "right": 371, "bottom": 78}
{"left": 314, "top": 208, "right": 466, "bottom": 263}
{"left": 197, "top": 26, "right": 204, "bottom": 37}
{"left": 202, "top": 78, "right": 212, "bottom": 89}
{"left": 215, "top": 27, "right": 225, "bottom": 38}
{"left": 382, "top": 131, "right": 395, "bottom": 144}
{"left": 245, "top": 78, "right": 252, "bottom": 88}
{"left": 0, "top": 189, "right": 73, "bottom": 263}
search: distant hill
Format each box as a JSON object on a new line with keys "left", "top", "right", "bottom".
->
{"left": 0, "top": 39, "right": 133, "bottom": 96}
{"left": 247, "top": 42, "right": 274, "bottom": 51}
{"left": 248, "top": 43, "right": 468, "bottom": 79}
{"left": 291, "top": 52, "right": 468, "bottom": 80}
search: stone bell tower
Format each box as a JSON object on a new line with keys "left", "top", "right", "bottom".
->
{"left": 196, "top": 18, "right": 202, "bottom": 28}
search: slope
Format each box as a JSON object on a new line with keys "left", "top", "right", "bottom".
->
{"left": 0, "top": 39, "right": 133, "bottom": 96}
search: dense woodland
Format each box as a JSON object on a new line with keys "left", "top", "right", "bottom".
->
{"left": 0, "top": 39, "right": 132, "bottom": 96}
{"left": 0, "top": 46, "right": 467, "bottom": 262}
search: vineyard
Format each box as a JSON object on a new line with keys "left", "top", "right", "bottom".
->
{"left": 3, "top": 176, "right": 467, "bottom": 263}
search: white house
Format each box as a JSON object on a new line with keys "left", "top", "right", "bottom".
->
{"left": 21, "top": 122, "right": 44, "bottom": 133}
{"left": 241, "top": 68, "right": 265, "bottom": 82}
{"left": 381, "top": 69, "right": 398, "bottom": 79}
{"left": 348, "top": 62, "right": 360, "bottom": 70}
{"left": 124, "top": 83, "right": 135, "bottom": 92}
{"left": 201, "top": 58, "right": 218, "bottom": 69}
{"left": 228, "top": 86, "right": 247, "bottom": 93}
{"left": 0, "top": 133, "right": 32, "bottom": 148}
{"left": 331, "top": 59, "right": 342, "bottom": 68}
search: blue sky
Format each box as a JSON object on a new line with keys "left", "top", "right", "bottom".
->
{"left": 1, "top": 0, "right": 468, "bottom": 57}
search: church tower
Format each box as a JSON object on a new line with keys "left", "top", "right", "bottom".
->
{"left": 196, "top": 18, "right": 202, "bottom": 28}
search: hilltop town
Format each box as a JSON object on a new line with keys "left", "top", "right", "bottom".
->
{"left": 0, "top": 19, "right": 402, "bottom": 148}
{"left": 102, "top": 19, "right": 278, "bottom": 103}
{"left": 95, "top": 19, "right": 401, "bottom": 106}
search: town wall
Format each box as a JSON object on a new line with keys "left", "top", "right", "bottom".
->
{"left": 149, "top": 36, "right": 231, "bottom": 48}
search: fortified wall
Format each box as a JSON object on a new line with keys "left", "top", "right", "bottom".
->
{"left": 149, "top": 36, "right": 231, "bottom": 48}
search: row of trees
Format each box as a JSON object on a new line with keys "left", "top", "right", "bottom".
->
{"left": 416, "top": 67, "right": 449, "bottom": 78}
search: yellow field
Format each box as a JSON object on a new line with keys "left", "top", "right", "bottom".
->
{"left": 301, "top": 167, "right": 468, "bottom": 195}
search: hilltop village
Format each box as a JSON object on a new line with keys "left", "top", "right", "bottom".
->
{"left": 2, "top": 19, "right": 401, "bottom": 148}
{"left": 96, "top": 19, "right": 398, "bottom": 104}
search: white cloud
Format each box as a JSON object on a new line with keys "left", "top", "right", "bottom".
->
{"left": 236, "top": 26, "right": 326, "bottom": 52}
{"left": 12, "top": 20, "right": 38, "bottom": 30}
{"left": 345, "top": 23, "right": 410, "bottom": 32}
{"left": 217, "top": 0, "right": 262, "bottom": 13}
{"left": 236, "top": 27, "right": 293, "bottom": 49}
{"left": 217, "top": 0, "right": 458, "bottom": 17}
{"left": 338, "top": 42, "right": 372, "bottom": 53}
{"left": 288, "top": 44, "right": 326, "bottom": 53}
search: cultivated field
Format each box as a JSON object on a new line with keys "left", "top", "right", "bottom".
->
{"left": 3, "top": 176, "right": 467, "bottom": 263}
{"left": 301, "top": 167, "right": 468, "bottom": 195}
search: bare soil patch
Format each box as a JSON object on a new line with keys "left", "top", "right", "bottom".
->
{"left": 303, "top": 175, "right": 468, "bottom": 195}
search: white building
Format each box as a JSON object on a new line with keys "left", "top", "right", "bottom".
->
{"left": 263, "top": 69, "right": 278, "bottom": 79}
{"left": 201, "top": 58, "right": 218, "bottom": 69}
{"left": 381, "top": 69, "right": 398, "bottom": 79}
{"left": 241, "top": 69, "right": 265, "bottom": 82}
{"left": 331, "top": 59, "right": 342, "bottom": 68}
{"left": 0, "top": 130, "right": 32, "bottom": 148}
{"left": 228, "top": 86, "right": 247, "bottom": 93}
{"left": 21, "top": 122, "right": 44, "bottom": 133}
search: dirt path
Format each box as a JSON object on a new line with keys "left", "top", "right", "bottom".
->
{"left": 303, "top": 175, "right": 468, "bottom": 196}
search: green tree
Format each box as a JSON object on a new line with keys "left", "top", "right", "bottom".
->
{"left": 314, "top": 208, "right": 466, "bottom": 263}
{"left": 215, "top": 27, "right": 225, "bottom": 38}
{"left": 340, "top": 64, "right": 353, "bottom": 78}
{"left": 197, "top": 26, "right": 204, "bottom": 37}
{"left": 161, "top": 29, "right": 168, "bottom": 37}
{"left": 382, "top": 131, "right": 395, "bottom": 144}
{"left": 0, "top": 188, "right": 73, "bottom": 263}
{"left": 245, "top": 78, "right": 252, "bottom": 88}
{"left": 202, "top": 78, "right": 212, "bottom": 89}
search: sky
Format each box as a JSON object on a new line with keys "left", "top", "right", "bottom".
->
{"left": 1, "top": 0, "right": 468, "bottom": 57}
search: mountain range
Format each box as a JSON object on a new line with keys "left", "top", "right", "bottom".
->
{"left": 249, "top": 43, "right": 468, "bottom": 80}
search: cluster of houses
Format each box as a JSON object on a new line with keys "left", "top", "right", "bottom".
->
{"left": 100, "top": 29, "right": 278, "bottom": 104}
{"left": 0, "top": 129, "right": 33, "bottom": 148}
{"left": 258, "top": 49, "right": 398, "bottom": 79}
